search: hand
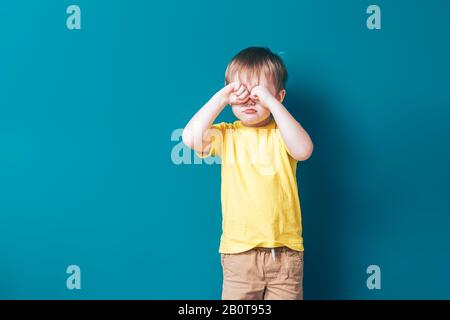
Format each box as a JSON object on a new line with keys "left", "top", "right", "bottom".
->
{"left": 249, "top": 85, "right": 275, "bottom": 108}
{"left": 221, "top": 82, "right": 251, "bottom": 106}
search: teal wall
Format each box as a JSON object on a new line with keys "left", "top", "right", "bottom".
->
{"left": 1, "top": 0, "right": 449, "bottom": 299}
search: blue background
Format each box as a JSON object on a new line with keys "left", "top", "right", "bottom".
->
{"left": 1, "top": 0, "right": 449, "bottom": 299}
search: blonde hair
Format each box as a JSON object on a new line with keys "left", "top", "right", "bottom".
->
{"left": 225, "top": 47, "right": 288, "bottom": 93}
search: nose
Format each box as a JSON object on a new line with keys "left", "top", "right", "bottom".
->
{"left": 243, "top": 99, "right": 256, "bottom": 106}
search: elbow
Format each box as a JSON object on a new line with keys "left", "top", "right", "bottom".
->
{"left": 182, "top": 128, "right": 194, "bottom": 149}
{"left": 183, "top": 127, "right": 207, "bottom": 153}
{"left": 292, "top": 142, "right": 314, "bottom": 161}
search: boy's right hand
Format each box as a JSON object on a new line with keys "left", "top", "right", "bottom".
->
{"left": 220, "top": 82, "right": 252, "bottom": 106}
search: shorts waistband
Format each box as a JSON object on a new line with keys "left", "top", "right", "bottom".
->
{"left": 252, "top": 246, "right": 291, "bottom": 252}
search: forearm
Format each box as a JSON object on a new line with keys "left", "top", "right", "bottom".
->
{"left": 183, "top": 90, "right": 227, "bottom": 151}
{"left": 267, "top": 97, "right": 313, "bottom": 161}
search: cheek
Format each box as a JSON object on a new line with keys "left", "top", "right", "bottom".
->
{"left": 231, "top": 106, "right": 240, "bottom": 117}
{"left": 256, "top": 104, "right": 271, "bottom": 115}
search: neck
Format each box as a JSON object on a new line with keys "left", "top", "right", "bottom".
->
{"left": 242, "top": 116, "right": 273, "bottom": 128}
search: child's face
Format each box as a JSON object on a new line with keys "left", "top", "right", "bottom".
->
{"left": 228, "top": 73, "right": 279, "bottom": 126}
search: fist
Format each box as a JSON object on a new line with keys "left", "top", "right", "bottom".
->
{"left": 249, "top": 85, "right": 273, "bottom": 106}
{"left": 222, "top": 82, "right": 254, "bottom": 106}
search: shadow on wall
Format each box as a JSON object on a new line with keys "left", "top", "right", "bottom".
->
{"left": 285, "top": 78, "right": 356, "bottom": 299}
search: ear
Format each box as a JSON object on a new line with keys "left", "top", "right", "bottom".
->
{"left": 277, "top": 89, "right": 286, "bottom": 103}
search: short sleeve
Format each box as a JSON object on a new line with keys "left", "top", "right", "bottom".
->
{"left": 195, "top": 122, "right": 229, "bottom": 158}
{"left": 274, "top": 127, "right": 297, "bottom": 161}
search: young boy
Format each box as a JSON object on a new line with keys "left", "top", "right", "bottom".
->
{"left": 183, "top": 47, "right": 313, "bottom": 300}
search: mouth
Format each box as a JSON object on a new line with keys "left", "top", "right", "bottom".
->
{"left": 242, "top": 108, "right": 257, "bottom": 114}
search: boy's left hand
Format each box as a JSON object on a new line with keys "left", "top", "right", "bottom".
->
{"left": 250, "top": 86, "right": 276, "bottom": 109}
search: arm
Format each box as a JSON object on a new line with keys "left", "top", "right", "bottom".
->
{"left": 251, "top": 86, "right": 314, "bottom": 161}
{"left": 182, "top": 82, "right": 250, "bottom": 154}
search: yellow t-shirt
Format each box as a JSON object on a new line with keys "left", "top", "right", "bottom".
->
{"left": 201, "top": 118, "right": 304, "bottom": 254}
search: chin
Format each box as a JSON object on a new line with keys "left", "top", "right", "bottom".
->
{"left": 232, "top": 107, "right": 271, "bottom": 126}
{"left": 240, "top": 115, "right": 271, "bottom": 126}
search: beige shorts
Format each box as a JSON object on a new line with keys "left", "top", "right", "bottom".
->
{"left": 221, "top": 246, "right": 304, "bottom": 300}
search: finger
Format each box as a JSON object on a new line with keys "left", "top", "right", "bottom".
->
{"left": 227, "top": 82, "right": 240, "bottom": 93}
{"left": 234, "top": 85, "right": 246, "bottom": 96}
{"left": 237, "top": 91, "right": 249, "bottom": 100}
{"left": 236, "top": 96, "right": 250, "bottom": 104}
{"left": 250, "top": 85, "right": 259, "bottom": 95}
{"left": 228, "top": 94, "right": 238, "bottom": 104}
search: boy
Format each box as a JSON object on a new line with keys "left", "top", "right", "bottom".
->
{"left": 182, "top": 47, "right": 313, "bottom": 300}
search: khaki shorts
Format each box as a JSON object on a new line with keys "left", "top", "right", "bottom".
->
{"left": 221, "top": 246, "right": 304, "bottom": 300}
